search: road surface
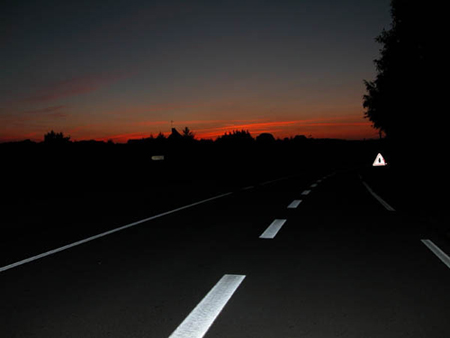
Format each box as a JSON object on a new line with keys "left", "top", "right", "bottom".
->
{"left": 2, "top": 169, "right": 450, "bottom": 337}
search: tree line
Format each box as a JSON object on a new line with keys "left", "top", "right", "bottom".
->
{"left": 363, "top": 0, "right": 443, "bottom": 167}
{"left": 34, "top": 128, "right": 309, "bottom": 146}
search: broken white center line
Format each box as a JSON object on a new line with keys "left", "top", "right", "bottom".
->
{"left": 169, "top": 274, "right": 246, "bottom": 338}
{"left": 259, "top": 219, "right": 287, "bottom": 239}
{"left": 287, "top": 200, "right": 302, "bottom": 209}
{"left": 301, "top": 190, "right": 311, "bottom": 196}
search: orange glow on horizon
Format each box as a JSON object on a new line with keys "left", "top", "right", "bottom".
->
{"left": 94, "top": 131, "right": 170, "bottom": 143}
{"left": 100, "top": 118, "right": 373, "bottom": 143}
{"left": 0, "top": 115, "right": 375, "bottom": 144}
{"left": 192, "top": 118, "right": 373, "bottom": 140}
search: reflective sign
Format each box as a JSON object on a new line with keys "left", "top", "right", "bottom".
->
{"left": 373, "top": 153, "right": 387, "bottom": 166}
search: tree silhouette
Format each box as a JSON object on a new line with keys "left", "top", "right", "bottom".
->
{"left": 44, "top": 130, "right": 71, "bottom": 144}
{"left": 363, "top": 0, "right": 441, "bottom": 145}
{"left": 256, "top": 133, "right": 275, "bottom": 144}
{"left": 156, "top": 132, "right": 166, "bottom": 140}
{"left": 181, "top": 127, "right": 195, "bottom": 139}
{"left": 216, "top": 130, "right": 253, "bottom": 143}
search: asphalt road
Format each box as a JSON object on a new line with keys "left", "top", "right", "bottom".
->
{"left": 2, "top": 169, "right": 450, "bottom": 337}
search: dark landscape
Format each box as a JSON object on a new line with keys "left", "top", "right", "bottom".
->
{"left": 1, "top": 130, "right": 448, "bottom": 266}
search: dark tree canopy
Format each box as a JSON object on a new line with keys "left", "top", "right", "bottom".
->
{"left": 256, "top": 133, "right": 276, "bottom": 143}
{"left": 44, "top": 130, "right": 71, "bottom": 144}
{"left": 216, "top": 130, "right": 254, "bottom": 143}
{"left": 363, "top": 0, "right": 442, "bottom": 144}
{"left": 181, "top": 127, "right": 195, "bottom": 139}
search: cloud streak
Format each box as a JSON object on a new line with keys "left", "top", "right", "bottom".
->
{"left": 21, "top": 73, "right": 126, "bottom": 103}
{"left": 192, "top": 117, "right": 371, "bottom": 139}
{"left": 22, "top": 105, "right": 66, "bottom": 115}
{"left": 0, "top": 105, "right": 68, "bottom": 127}
{"left": 98, "top": 116, "right": 371, "bottom": 141}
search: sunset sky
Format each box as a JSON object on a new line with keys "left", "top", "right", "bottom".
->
{"left": 1, "top": 0, "right": 391, "bottom": 143}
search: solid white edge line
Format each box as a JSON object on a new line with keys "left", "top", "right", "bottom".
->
{"left": 360, "top": 179, "right": 395, "bottom": 211}
{"left": 421, "top": 239, "right": 450, "bottom": 269}
{"left": 259, "top": 219, "right": 287, "bottom": 239}
{"left": 0, "top": 192, "right": 233, "bottom": 273}
{"left": 169, "top": 274, "right": 246, "bottom": 338}
{"left": 287, "top": 200, "right": 302, "bottom": 209}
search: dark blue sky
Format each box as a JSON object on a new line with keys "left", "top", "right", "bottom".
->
{"left": 1, "top": 0, "right": 391, "bottom": 142}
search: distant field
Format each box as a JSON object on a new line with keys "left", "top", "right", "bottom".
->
{"left": 1, "top": 138, "right": 379, "bottom": 198}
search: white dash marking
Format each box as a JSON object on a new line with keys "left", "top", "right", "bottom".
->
{"left": 310, "top": 183, "right": 318, "bottom": 188}
{"left": 421, "top": 239, "right": 450, "bottom": 269}
{"left": 169, "top": 274, "right": 245, "bottom": 338}
{"left": 301, "top": 190, "right": 311, "bottom": 196}
{"left": 242, "top": 186, "right": 254, "bottom": 190}
{"left": 259, "top": 219, "right": 287, "bottom": 239}
{"left": 287, "top": 200, "right": 302, "bottom": 209}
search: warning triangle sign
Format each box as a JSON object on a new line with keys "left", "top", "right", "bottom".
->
{"left": 373, "top": 153, "right": 387, "bottom": 166}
